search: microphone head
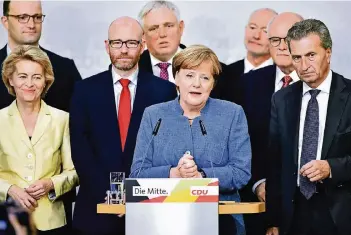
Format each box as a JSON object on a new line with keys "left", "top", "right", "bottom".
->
{"left": 199, "top": 120, "right": 207, "bottom": 136}
{"left": 152, "top": 118, "right": 162, "bottom": 136}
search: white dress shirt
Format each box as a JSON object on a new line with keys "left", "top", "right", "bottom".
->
{"left": 297, "top": 70, "right": 332, "bottom": 185}
{"left": 275, "top": 67, "right": 300, "bottom": 92}
{"left": 112, "top": 67, "right": 139, "bottom": 114}
{"left": 150, "top": 47, "right": 182, "bottom": 84}
{"left": 244, "top": 57, "right": 274, "bottom": 74}
{"left": 252, "top": 67, "right": 300, "bottom": 193}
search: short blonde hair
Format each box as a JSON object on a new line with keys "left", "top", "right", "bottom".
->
{"left": 172, "top": 44, "right": 222, "bottom": 83}
{"left": 1, "top": 45, "right": 54, "bottom": 97}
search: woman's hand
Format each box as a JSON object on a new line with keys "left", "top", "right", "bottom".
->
{"left": 178, "top": 153, "right": 199, "bottom": 178}
{"left": 8, "top": 185, "right": 38, "bottom": 212}
{"left": 25, "top": 179, "right": 54, "bottom": 200}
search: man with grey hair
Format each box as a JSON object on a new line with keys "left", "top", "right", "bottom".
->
{"left": 138, "top": 0, "right": 184, "bottom": 83}
{"left": 266, "top": 19, "right": 351, "bottom": 235}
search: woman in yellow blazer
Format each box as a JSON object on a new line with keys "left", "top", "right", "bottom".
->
{"left": 0, "top": 45, "right": 78, "bottom": 234}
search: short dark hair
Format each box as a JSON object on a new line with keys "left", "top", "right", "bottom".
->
{"left": 286, "top": 19, "right": 332, "bottom": 52}
{"left": 3, "top": 0, "right": 10, "bottom": 16}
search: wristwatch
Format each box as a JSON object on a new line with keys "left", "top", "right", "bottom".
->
{"left": 198, "top": 168, "right": 207, "bottom": 178}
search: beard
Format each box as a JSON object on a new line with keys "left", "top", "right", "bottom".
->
{"left": 110, "top": 52, "right": 141, "bottom": 71}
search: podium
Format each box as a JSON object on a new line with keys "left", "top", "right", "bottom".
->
{"left": 97, "top": 178, "right": 265, "bottom": 235}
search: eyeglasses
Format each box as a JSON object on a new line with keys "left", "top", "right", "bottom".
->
{"left": 108, "top": 40, "right": 141, "bottom": 49}
{"left": 6, "top": 14, "right": 46, "bottom": 24}
{"left": 269, "top": 37, "right": 287, "bottom": 47}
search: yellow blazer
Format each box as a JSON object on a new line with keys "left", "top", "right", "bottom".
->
{"left": 0, "top": 100, "right": 79, "bottom": 231}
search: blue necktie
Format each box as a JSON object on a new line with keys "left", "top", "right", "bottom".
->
{"left": 300, "top": 89, "right": 321, "bottom": 199}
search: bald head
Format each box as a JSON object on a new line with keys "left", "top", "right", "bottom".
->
{"left": 244, "top": 8, "right": 277, "bottom": 57}
{"left": 248, "top": 8, "right": 277, "bottom": 25}
{"left": 268, "top": 12, "right": 304, "bottom": 38}
{"left": 108, "top": 16, "right": 143, "bottom": 40}
{"left": 105, "top": 16, "right": 145, "bottom": 75}
{"left": 267, "top": 12, "right": 304, "bottom": 72}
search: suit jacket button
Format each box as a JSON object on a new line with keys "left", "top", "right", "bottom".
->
{"left": 291, "top": 199, "right": 294, "bottom": 203}
{"left": 27, "top": 153, "right": 33, "bottom": 159}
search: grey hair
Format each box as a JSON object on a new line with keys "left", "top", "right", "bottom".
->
{"left": 138, "top": 1, "right": 180, "bottom": 28}
{"left": 286, "top": 19, "right": 332, "bottom": 52}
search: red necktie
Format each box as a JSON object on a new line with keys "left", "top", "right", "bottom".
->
{"left": 282, "top": 75, "right": 293, "bottom": 88}
{"left": 118, "top": 79, "right": 131, "bottom": 151}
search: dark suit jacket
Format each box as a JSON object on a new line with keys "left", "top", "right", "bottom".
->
{"left": 240, "top": 65, "right": 276, "bottom": 185}
{"left": 69, "top": 68, "right": 177, "bottom": 234}
{"left": 211, "top": 59, "right": 244, "bottom": 102}
{"left": 0, "top": 45, "right": 82, "bottom": 112}
{"left": 138, "top": 44, "right": 186, "bottom": 74}
{"left": 266, "top": 72, "right": 351, "bottom": 235}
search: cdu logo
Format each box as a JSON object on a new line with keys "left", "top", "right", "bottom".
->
{"left": 190, "top": 186, "right": 218, "bottom": 196}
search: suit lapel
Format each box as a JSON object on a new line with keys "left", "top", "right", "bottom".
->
{"left": 0, "top": 45, "right": 7, "bottom": 64}
{"left": 31, "top": 101, "right": 51, "bottom": 146}
{"left": 8, "top": 101, "right": 33, "bottom": 151}
{"left": 125, "top": 70, "right": 150, "bottom": 149}
{"left": 286, "top": 82, "right": 303, "bottom": 165}
{"left": 102, "top": 67, "right": 122, "bottom": 152}
{"left": 321, "top": 73, "right": 349, "bottom": 159}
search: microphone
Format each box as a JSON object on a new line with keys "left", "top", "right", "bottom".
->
{"left": 136, "top": 118, "right": 162, "bottom": 178}
{"left": 199, "top": 120, "right": 215, "bottom": 178}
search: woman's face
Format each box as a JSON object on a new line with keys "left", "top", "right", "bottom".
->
{"left": 9, "top": 60, "right": 46, "bottom": 103}
{"left": 175, "top": 60, "right": 215, "bottom": 110}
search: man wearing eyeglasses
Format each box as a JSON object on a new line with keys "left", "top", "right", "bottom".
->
{"left": 69, "top": 16, "right": 177, "bottom": 235}
{"left": 0, "top": 0, "right": 82, "bottom": 112}
{"left": 0, "top": 1, "right": 81, "bottom": 234}
{"left": 230, "top": 12, "right": 303, "bottom": 235}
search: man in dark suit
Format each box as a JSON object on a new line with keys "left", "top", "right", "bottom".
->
{"left": 70, "top": 16, "right": 177, "bottom": 235}
{"left": 137, "top": 0, "right": 184, "bottom": 83}
{"left": 0, "top": 0, "right": 81, "bottom": 112}
{"left": 237, "top": 13, "right": 303, "bottom": 235}
{"left": 0, "top": 1, "right": 81, "bottom": 233}
{"left": 215, "top": 8, "right": 276, "bottom": 102}
{"left": 266, "top": 19, "right": 351, "bottom": 235}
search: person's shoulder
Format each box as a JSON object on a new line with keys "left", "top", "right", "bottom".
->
{"left": 0, "top": 105, "right": 9, "bottom": 116}
{"left": 46, "top": 104, "right": 68, "bottom": 118}
{"left": 242, "top": 64, "right": 276, "bottom": 80}
{"left": 209, "top": 98, "right": 243, "bottom": 114}
{"left": 40, "top": 47, "right": 74, "bottom": 63}
{"left": 144, "top": 99, "right": 175, "bottom": 114}
{"left": 77, "top": 69, "right": 110, "bottom": 87}
{"left": 227, "top": 59, "right": 244, "bottom": 70}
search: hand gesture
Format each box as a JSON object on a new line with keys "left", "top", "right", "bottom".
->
{"left": 25, "top": 179, "right": 54, "bottom": 200}
{"left": 8, "top": 185, "right": 38, "bottom": 212}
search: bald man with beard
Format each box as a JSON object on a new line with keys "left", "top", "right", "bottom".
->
{"left": 69, "top": 16, "right": 177, "bottom": 235}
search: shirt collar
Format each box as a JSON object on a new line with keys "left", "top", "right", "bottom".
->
{"left": 302, "top": 69, "right": 332, "bottom": 95}
{"left": 150, "top": 46, "right": 182, "bottom": 67}
{"left": 111, "top": 67, "right": 139, "bottom": 86}
{"left": 275, "top": 67, "right": 300, "bottom": 87}
{"left": 244, "top": 57, "right": 274, "bottom": 73}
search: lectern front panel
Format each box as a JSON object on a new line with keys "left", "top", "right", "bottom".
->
{"left": 125, "top": 178, "right": 219, "bottom": 235}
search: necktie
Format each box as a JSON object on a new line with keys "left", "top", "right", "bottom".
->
{"left": 282, "top": 75, "right": 293, "bottom": 88}
{"left": 156, "top": 62, "right": 171, "bottom": 80}
{"left": 118, "top": 79, "right": 131, "bottom": 151}
{"left": 300, "top": 89, "right": 321, "bottom": 199}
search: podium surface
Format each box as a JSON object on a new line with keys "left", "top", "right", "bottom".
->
{"left": 97, "top": 201, "right": 265, "bottom": 214}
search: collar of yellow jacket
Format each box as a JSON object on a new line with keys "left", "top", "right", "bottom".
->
{"left": 8, "top": 99, "right": 51, "bottom": 116}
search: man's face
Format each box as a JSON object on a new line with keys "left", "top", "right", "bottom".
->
{"left": 1, "top": 1, "right": 43, "bottom": 46}
{"left": 290, "top": 34, "right": 331, "bottom": 88}
{"left": 244, "top": 10, "right": 276, "bottom": 57}
{"left": 143, "top": 7, "right": 184, "bottom": 62}
{"left": 105, "top": 22, "right": 145, "bottom": 71}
